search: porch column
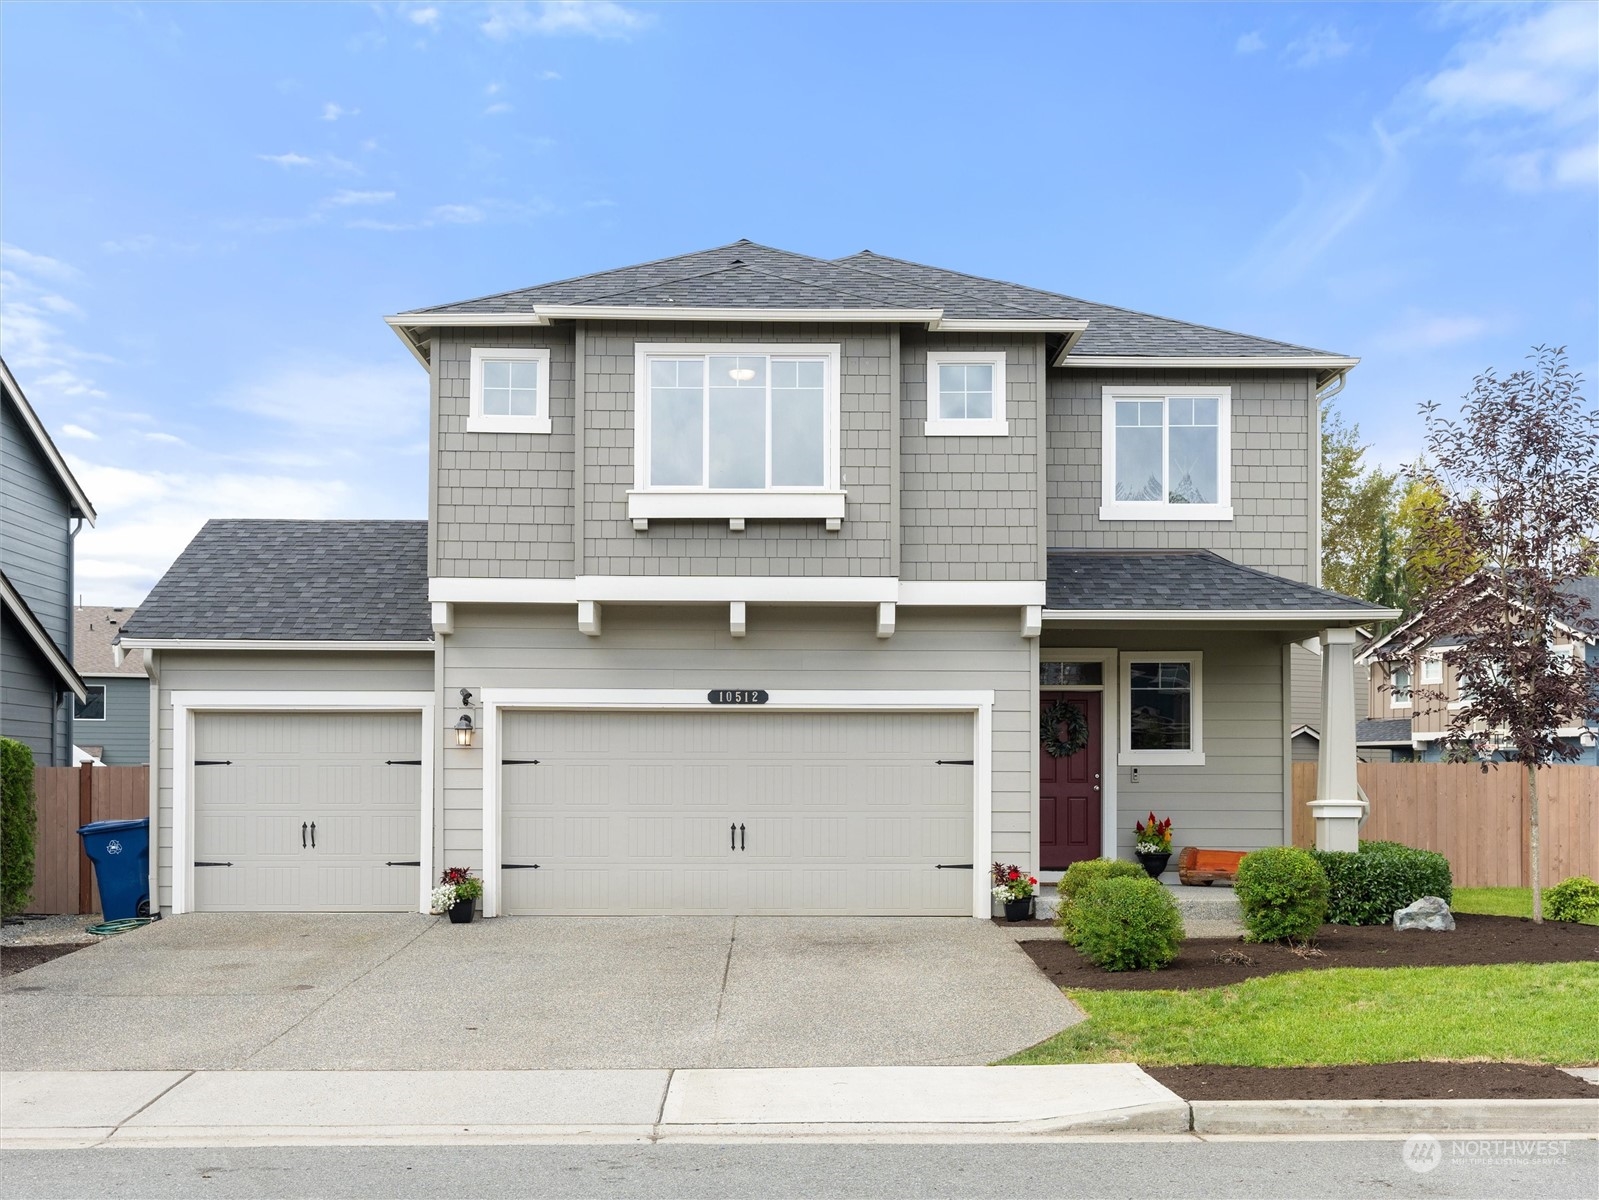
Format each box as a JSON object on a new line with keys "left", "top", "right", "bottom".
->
{"left": 1311, "top": 627, "right": 1363, "bottom": 851}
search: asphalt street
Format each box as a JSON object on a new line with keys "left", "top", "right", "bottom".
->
{"left": 3, "top": 1138, "right": 1594, "bottom": 1199}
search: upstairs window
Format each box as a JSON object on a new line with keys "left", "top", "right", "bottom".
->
{"left": 1100, "top": 386, "right": 1232, "bottom": 521}
{"left": 1391, "top": 665, "right": 1413, "bottom": 706}
{"left": 74, "top": 684, "right": 107, "bottom": 721}
{"left": 1420, "top": 656, "right": 1443, "bottom": 685}
{"left": 469, "top": 347, "right": 551, "bottom": 434}
{"left": 925, "top": 351, "right": 1008, "bottom": 436}
{"left": 635, "top": 346, "right": 838, "bottom": 493}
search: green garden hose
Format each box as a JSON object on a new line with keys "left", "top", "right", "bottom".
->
{"left": 85, "top": 917, "right": 153, "bottom": 936}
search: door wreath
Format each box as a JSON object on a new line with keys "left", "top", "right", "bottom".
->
{"left": 1041, "top": 699, "right": 1092, "bottom": 758}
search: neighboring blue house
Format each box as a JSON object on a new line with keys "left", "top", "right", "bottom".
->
{"left": 73, "top": 606, "right": 149, "bottom": 765}
{"left": 1, "top": 357, "right": 96, "bottom": 766}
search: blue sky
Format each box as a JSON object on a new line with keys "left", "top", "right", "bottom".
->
{"left": 3, "top": 1, "right": 1595, "bottom": 604}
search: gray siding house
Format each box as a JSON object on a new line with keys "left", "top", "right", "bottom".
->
{"left": 2, "top": 357, "right": 95, "bottom": 765}
{"left": 73, "top": 606, "right": 150, "bottom": 765}
{"left": 121, "top": 242, "right": 1391, "bottom": 917}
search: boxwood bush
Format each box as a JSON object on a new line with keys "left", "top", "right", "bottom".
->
{"left": 1312, "top": 840, "right": 1453, "bottom": 926}
{"left": 1234, "top": 846, "right": 1328, "bottom": 943}
{"left": 1054, "top": 857, "right": 1147, "bottom": 939}
{"left": 1, "top": 737, "right": 38, "bottom": 917}
{"left": 1546, "top": 876, "right": 1599, "bottom": 924}
{"left": 1069, "top": 874, "right": 1184, "bottom": 971}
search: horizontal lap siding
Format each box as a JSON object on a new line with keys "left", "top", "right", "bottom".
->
{"left": 1048, "top": 368, "right": 1315, "bottom": 583}
{"left": 900, "top": 331, "right": 1043, "bottom": 582}
{"left": 152, "top": 651, "right": 435, "bottom": 910}
{"left": 441, "top": 606, "right": 1035, "bottom": 868}
{"left": 78, "top": 676, "right": 151, "bottom": 764}
{"left": 1044, "top": 629, "right": 1288, "bottom": 856}
{"left": 1, "top": 394, "right": 72, "bottom": 646}
{"left": 1, "top": 612, "right": 59, "bottom": 763}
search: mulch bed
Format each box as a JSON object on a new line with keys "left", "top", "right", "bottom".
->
{"left": 1148, "top": 1062, "right": 1599, "bottom": 1101}
{"left": 1022, "top": 914, "right": 1599, "bottom": 992}
{"left": 1, "top": 943, "right": 90, "bottom": 978}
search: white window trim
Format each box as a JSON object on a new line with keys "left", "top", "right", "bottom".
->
{"left": 478, "top": 689, "right": 993, "bottom": 919}
{"left": 1099, "top": 386, "right": 1233, "bottom": 521}
{"left": 924, "top": 351, "right": 1008, "bottom": 437}
{"left": 1391, "top": 665, "right": 1413, "bottom": 708}
{"left": 1420, "top": 655, "right": 1444, "bottom": 685}
{"left": 75, "top": 683, "right": 108, "bottom": 722}
{"left": 630, "top": 344, "right": 842, "bottom": 522}
{"left": 468, "top": 347, "right": 552, "bottom": 434}
{"left": 1118, "top": 652, "right": 1205, "bottom": 766}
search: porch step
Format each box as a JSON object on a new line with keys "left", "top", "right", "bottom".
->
{"left": 1031, "top": 879, "right": 1245, "bottom": 938}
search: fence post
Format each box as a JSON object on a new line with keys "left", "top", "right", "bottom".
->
{"left": 76, "top": 762, "right": 94, "bottom": 914}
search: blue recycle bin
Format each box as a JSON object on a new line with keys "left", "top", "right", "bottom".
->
{"left": 77, "top": 818, "right": 150, "bottom": 920}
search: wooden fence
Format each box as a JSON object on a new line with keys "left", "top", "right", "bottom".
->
{"left": 1291, "top": 761, "right": 1598, "bottom": 888}
{"left": 24, "top": 764, "right": 149, "bottom": 915}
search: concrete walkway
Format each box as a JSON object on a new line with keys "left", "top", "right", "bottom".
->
{"left": 0, "top": 914, "right": 1080, "bottom": 1071}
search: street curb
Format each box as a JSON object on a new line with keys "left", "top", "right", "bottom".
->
{"left": 1190, "top": 1098, "right": 1599, "bottom": 1136}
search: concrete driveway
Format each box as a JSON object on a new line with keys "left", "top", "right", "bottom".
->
{"left": 0, "top": 915, "right": 1079, "bottom": 1071}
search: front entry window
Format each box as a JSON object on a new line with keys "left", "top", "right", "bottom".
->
{"left": 1119, "top": 654, "right": 1204, "bottom": 765}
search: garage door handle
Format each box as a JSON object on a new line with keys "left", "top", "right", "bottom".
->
{"left": 302, "top": 822, "right": 307, "bottom": 848}
{"left": 501, "top": 863, "right": 540, "bottom": 870}
{"left": 730, "top": 823, "right": 736, "bottom": 850}
{"left": 739, "top": 823, "right": 746, "bottom": 851}
{"left": 935, "top": 863, "right": 974, "bottom": 870}
{"left": 310, "top": 821, "right": 316, "bottom": 849}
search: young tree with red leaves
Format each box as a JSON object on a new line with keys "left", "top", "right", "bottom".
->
{"left": 1395, "top": 347, "right": 1599, "bottom": 922}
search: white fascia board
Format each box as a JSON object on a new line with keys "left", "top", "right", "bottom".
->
{"left": 0, "top": 358, "right": 97, "bottom": 521}
{"left": 429, "top": 578, "right": 579, "bottom": 605}
{"left": 116, "top": 638, "right": 435, "bottom": 652}
{"left": 1043, "top": 607, "right": 1399, "bottom": 623}
{"left": 931, "top": 318, "right": 1089, "bottom": 333}
{"left": 534, "top": 305, "right": 944, "bottom": 324}
{"left": 386, "top": 312, "right": 554, "bottom": 327}
{"left": 1055, "top": 352, "right": 1362, "bottom": 371}
{"left": 626, "top": 490, "right": 847, "bottom": 522}
{"left": 898, "top": 581, "right": 1046, "bottom": 607}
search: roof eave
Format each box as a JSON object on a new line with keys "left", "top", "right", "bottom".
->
{"left": 1053, "top": 352, "right": 1361, "bottom": 372}
{"left": 0, "top": 573, "right": 89, "bottom": 702}
{"left": 115, "top": 637, "right": 435, "bottom": 652}
{"left": 0, "top": 358, "right": 97, "bottom": 522}
{"left": 1042, "top": 606, "right": 1395, "bottom": 625}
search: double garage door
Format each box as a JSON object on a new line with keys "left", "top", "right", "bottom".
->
{"left": 192, "top": 712, "right": 422, "bottom": 912}
{"left": 499, "top": 709, "right": 975, "bottom": 916}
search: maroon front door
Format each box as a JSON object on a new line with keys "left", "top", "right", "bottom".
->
{"left": 1040, "top": 692, "right": 1103, "bottom": 870}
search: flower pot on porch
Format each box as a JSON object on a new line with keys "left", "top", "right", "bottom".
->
{"left": 1003, "top": 897, "right": 1034, "bottom": 922}
{"left": 1136, "top": 852, "right": 1171, "bottom": 880}
{"left": 448, "top": 899, "right": 475, "bottom": 924}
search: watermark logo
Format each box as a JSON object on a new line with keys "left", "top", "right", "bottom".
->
{"left": 1402, "top": 1135, "right": 1442, "bottom": 1174}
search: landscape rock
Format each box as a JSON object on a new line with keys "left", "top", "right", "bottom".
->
{"left": 1394, "top": 896, "right": 1455, "bottom": 931}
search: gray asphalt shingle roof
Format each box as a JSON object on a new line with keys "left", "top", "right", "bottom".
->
{"left": 1357, "top": 717, "right": 1415, "bottom": 745}
{"left": 398, "top": 241, "right": 1342, "bottom": 359}
{"left": 120, "top": 520, "right": 431, "bottom": 643}
{"left": 1045, "top": 549, "right": 1386, "bottom": 614}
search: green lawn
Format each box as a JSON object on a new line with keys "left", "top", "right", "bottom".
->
{"left": 1453, "top": 886, "right": 1599, "bottom": 924}
{"left": 1002, "top": 962, "right": 1599, "bottom": 1067}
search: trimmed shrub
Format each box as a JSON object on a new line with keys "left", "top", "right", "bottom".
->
{"left": 1, "top": 737, "right": 38, "bottom": 917}
{"left": 1235, "top": 846, "right": 1328, "bottom": 944}
{"left": 1069, "top": 874, "right": 1184, "bottom": 971}
{"left": 1054, "top": 857, "right": 1146, "bottom": 938}
{"left": 1546, "top": 876, "right": 1599, "bottom": 924}
{"left": 1312, "top": 840, "right": 1453, "bottom": 926}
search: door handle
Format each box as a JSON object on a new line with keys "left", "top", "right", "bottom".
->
{"left": 310, "top": 821, "right": 316, "bottom": 849}
{"left": 1092, "top": 785, "right": 1101, "bottom": 791}
{"left": 739, "top": 823, "right": 746, "bottom": 851}
{"left": 730, "top": 823, "right": 737, "bottom": 851}
{"left": 302, "top": 822, "right": 308, "bottom": 849}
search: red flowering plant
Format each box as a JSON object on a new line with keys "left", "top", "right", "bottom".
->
{"left": 1134, "top": 812, "right": 1173, "bottom": 855}
{"left": 990, "top": 862, "right": 1038, "bottom": 902}
{"left": 430, "top": 866, "right": 484, "bottom": 912}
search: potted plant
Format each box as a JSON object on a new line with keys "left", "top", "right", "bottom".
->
{"left": 1134, "top": 813, "right": 1173, "bottom": 879}
{"left": 991, "top": 862, "right": 1039, "bottom": 922}
{"left": 432, "top": 867, "right": 483, "bottom": 924}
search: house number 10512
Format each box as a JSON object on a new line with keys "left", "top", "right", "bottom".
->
{"left": 707, "top": 690, "right": 769, "bottom": 705}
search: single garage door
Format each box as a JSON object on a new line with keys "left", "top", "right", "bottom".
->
{"left": 193, "top": 711, "right": 422, "bottom": 912}
{"left": 500, "top": 709, "right": 974, "bottom": 916}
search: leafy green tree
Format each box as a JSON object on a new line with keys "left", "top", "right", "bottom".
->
{"left": 1363, "top": 513, "right": 1412, "bottom": 629}
{"left": 1322, "top": 405, "right": 1399, "bottom": 597}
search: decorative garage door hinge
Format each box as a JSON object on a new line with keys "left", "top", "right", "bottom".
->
{"left": 385, "top": 759, "right": 422, "bottom": 766}
{"left": 934, "top": 863, "right": 974, "bottom": 870}
{"left": 935, "top": 759, "right": 974, "bottom": 766}
{"left": 385, "top": 861, "right": 422, "bottom": 867}
{"left": 194, "top": 861, "right": 234, "bottom": 867}
{"left": 194, "top": 759, "right": 233, "bottom": 766}
{"left": 501, "top": 863, "right": 540, "bottom": 870}
{"left": 502, "top": 759, "right": 541, "bottom": 766}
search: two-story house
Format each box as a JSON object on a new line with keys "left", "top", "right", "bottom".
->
{"left": 119, "top": 242, "right": 1390, "bottom": 917}
{"left": 1358, "top": 577, "right": 1599, "bottom": 764}
{"left": 1, "top": 357, "right": 95, "bottom": 766}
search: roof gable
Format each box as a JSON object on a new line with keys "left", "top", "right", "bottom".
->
{"left": 0, "top": 357, "right": 95, "bottom": 522}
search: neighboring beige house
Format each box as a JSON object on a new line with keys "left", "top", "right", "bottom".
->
{"left": 118, "top": 241, "right": 1391, "bottom": 918}
{"left": 72, "top": 606, "right": 149, "bottom": 765}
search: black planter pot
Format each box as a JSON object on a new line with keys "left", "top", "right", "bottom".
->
{"left": 448, "top": 898, "right": 476, "bottom": 924}
{"left": 1003, "top": 897, "right": 1035, "bottom": 922}
{"left": 1137, "top": 852, "right": 1171, "bottom": 880}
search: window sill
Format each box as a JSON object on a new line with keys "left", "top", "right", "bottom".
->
{"left": 1099, "top": 503, "right": 1234, "bottom": 522}
{"left": 467, "top": 415, "right": 552, "bottom": 435}
{"left": 923, "top": 417, "right": 1009, "bottom": 438}
{"left": 626, "top": 490, "right": 847, "bottom": 523}
{"left": 1118, "top": 749, "right": 1205, "bottom": 767}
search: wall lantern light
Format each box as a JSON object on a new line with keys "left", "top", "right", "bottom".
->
{"left": 454, "top": 713, "right": 475, "bottom": 747}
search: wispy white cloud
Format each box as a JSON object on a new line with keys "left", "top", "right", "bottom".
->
{"left": 481, "top": 1, "right": 650, "bottom": 40}
{"left": 142, "top": 431, "right": 187, "bottom": 446}
{"left": 1235, "top": 31, "right": 1266, "bottom": 55}
{"left": 258, "top": 151, "right": 314, "bottom": 168}
{"left": 1376, "top": 311, "right": 1492, "bottom": 351}
{"left": 323, "top": 189, "right": 396, "bottom": 207}
{"left": 256, "top": 151, "right": 358, "bottom": 174}
{"left": 484, "top": 102, "right": 513, "bottom": 116}
{"left": 61, "top": 423, "right": 99, "bottom": 441}
{"left": 321, "top": 102, "right": 360, "bottom": 122}
{"left": 537, "top": 69, "right": 562, "bottom": 81}
{"left": 0, "top": 244, "right": 111, "bottom": 400}
{"left": 1285, "top": 25, "right": 1352, "bottom": 68}
{"left": 101, "top": 234, "right": 158, "bottom": 254}
{"left": 1, "top": 243, "right": 81, "bottom": 282}
{"left": 406, "top": 4, "right": 440, "bottom": 27}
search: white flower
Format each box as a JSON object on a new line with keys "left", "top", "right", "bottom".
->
{"left": 991, "top": 885, "right": 1011, "bottom": 899}
{"left": 1135, "top": 841, "right": 1167, "bottom": 855}
{"left": 430, "top": 885, "right": 458, "bottom": 913}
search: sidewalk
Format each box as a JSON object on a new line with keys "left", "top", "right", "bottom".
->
{"left": 4, "top": 1067, "right": 1595, "bottom": 1147}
